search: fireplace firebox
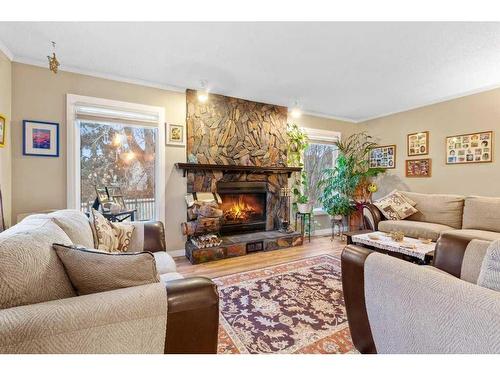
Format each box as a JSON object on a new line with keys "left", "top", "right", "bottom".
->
{"left": 217, "top": 181, "right": 267, "bottom": 234}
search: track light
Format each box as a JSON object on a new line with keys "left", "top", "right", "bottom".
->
{"left": 290, "top": 101, "right": 302, "bottom": 119}
{"left": 198, "top": 80, "right": 209, "bottom": 103}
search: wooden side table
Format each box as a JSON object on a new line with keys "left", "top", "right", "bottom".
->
{"left": 295, "top": 212, "right": 311, "bottom": 242}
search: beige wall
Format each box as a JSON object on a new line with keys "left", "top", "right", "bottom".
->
{"left": 0, "top": 51, "right": 12, "bottom": 227}
{"left": 362, "top": 88, "right": 500, "bottom": 198}
{"left": 11, "top": 62, "right": 358, "bottom": 249}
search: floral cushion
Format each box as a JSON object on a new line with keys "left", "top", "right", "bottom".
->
{"left": 374, "top": 190, "right": 419, "bottom": 220}
{"left": 89, "top": 209, "right": 134, "bottom": 252}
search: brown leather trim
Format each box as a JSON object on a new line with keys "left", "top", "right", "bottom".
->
{"left": 165, "top": 277, "right": 219, "bottom": 354}
{"left": 341, "top": 245, "right": 377, "bottom": 354}
{"left": 143, "top": 221, "right": 166, "bottom": 252}
{"left": 362, "top": 203, "right": 384, "bottom": 231}
{"left": 433, "top": 233, "right": 471, "bottom": 278}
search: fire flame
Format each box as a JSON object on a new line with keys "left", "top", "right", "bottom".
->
{"left": 224, "top": 196, "right": 257, "bottom": 222}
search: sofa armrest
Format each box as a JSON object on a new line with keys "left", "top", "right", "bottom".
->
{"left": 341, "top": 245, "right": 377, "bottom": 354}
{"left": 0, "top": 283, "right": 168, "bottom": 354}
{"left": 362, "top": 203, "right": 383, "bottom": 231}
{"left": 433, "top": 232, "right": 472, "bottom": 277}
{"left": 364, "top": 253, "right": 500, "bottom": 353}
{"left": 129, "top": 221, "right": 166, "bottom": 253}
{"left": 165, "top": 277, "right": 219, "bottom": 354}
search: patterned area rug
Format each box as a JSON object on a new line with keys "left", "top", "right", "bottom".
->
{"left": 214, "top": 255, "right": 356, "bottom": 354}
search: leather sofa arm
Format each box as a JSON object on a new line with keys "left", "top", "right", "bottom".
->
{"left": 341, "top": 245, "right": 377, "bottom": 354}
{"left": 129, "top": 221, "right": 166, "bottom": 253}
{"left": 433, "top": 233, "right": 472, "bottom": 278}
{"left": 362, "top": 203, "right": 383, "bottom": 231}
{"left": 165, "top": 277, "right": 219, "bottom": 354}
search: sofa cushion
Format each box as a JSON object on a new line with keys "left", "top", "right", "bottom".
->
{"left": 442, "top": 229, "right": 500, "bottom": 242}
{"left": 477, "top": 240, "right": 500, "bottom": 292}
{"left": 53, "top": 244, "right": 160, "bottom": 295}
{"left": 460, "top": 239, "right": 491, "bottom": 284}
{"left": 400, "top": 191, "right": 465, "bottom": 229}
{"left": 373, "top": 190, "right": 418, "bottom": 220}
{"left": 48, "top": 209, "right": 95, "bottom": 248}
{"left": 0, "top": 217, "right": 76, "bottom": 309}
{"left": 462, "top": 196, "right": 500, "bottom": 233}
{"left": 153, "top": 251, "right": 177, "bottom": 275}
{"left": 89, "top": 209, "right": 134, "bottom": 252}
{"left": 378, "top": 220, "right": 453, "bottom": 241}
{"left": 159, "top": 272, "right": 184, "bottom": 284}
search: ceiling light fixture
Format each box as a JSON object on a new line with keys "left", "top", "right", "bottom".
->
{"left": 290, "top": 100, "right": 302, "bottom": 119}
{"left": 47, "top": 41, "right": 60, "bottom": 74}
{"left": 197, "top": 80, "right": 209, "bottom": 103}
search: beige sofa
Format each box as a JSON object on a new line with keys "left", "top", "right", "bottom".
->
{"left": 0, "top": 210, "right": 219, "bottom": 354}
{"left": 363, "top": 192, "right": 500, "bottom": 242}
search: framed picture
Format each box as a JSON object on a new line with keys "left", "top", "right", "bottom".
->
{"left": 446, "top": 131, "right": 493, "bottom": 165}
{"left": 369, "top": 145, "right": 396, "bottom": 169}
{"left": 22, "top": 120, "right": 59, "bottom": 157}
{"left": 0, "top": 114, "right": 6, "bottom": 148}
{"left": 166, "top": 123, "right": 185, "bottom": 146}
{"left": 406, "top": 158, "right": 432, "bottom": 178}
{"left": 407, "top": 131, "right": 429, "bottom": 156}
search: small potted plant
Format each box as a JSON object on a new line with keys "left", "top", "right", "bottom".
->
{"left": 296, "top": 194, "right": 312, "bottom": 214}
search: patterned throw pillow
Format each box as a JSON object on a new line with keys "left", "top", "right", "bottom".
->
{"left": 477, "top": 240, "right": 500, "bottom": 292}
{"left": 373, "top": 190, "right": 419, "bottom": 220}
{"left": 89, "top": 209, "right": 134, "bottom": 252}
{"left": 53, "top": 244, "right": 159, "bottom": 295}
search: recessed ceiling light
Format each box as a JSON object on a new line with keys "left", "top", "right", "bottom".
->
{"left": 290, "top": 100, "right": 302, "bottom": 119}
{"left": 197, "top": 80, "right": 209, "bottom": 103}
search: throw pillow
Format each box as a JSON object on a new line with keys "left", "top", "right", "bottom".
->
{"left": 89, "top": 209, "right": 134, "bottom": 252}
{"left": 373, "top": 190, "right": 419, "bottom": 220}
{"left": 53, "top": 244, "right": 160, "bottom": 295}
{"left": 477, "top": 240, "right": 500, "bottom": 292}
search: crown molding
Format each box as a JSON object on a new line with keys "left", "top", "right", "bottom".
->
{"left": 301, "top": 109, "right": 359, "bottom": 124}
{"left": 0, "top": 39, "right": 14, "bottom": 61}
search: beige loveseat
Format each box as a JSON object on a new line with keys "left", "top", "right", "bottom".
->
{"left": 363, "top": 192, "right": 500, "bottom": 242}
{"left": 0, "top": 210, "right": 219, "bottom": 354}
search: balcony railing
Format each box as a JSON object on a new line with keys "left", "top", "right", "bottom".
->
{"left": 81, "top": 197, "right": 156, "bottom": 221}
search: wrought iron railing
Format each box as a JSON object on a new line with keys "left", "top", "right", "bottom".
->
{"left": 81, "top": 197, "right": 156, "bottom": 221}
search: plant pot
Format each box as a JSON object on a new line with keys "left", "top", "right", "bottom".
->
{"left": 333, "top": 214, "right": 343, "bottom": 221}
{"left": 297, "top": 203, "right": 312, "bottom": 214}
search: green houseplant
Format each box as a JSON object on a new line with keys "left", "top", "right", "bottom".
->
{"left": 287, "top": 123, "right": 311, "bottom": 213}
{"left": 319, "top": 132, "right": 385, "bottom": 223}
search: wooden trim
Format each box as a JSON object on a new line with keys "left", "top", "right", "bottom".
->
{"left": 369, "top": 144, "right": 396, "bottom": 169}
{"left": 405, "top": 158, "right": 432, "bottom": 178}
{"left": 407, "top": 131, "right": 429, "bottom": 157}
{"left": 445, "top": 130, "right": 493, "bottom": 165}
{"left": 175, "top": 163, "right": 302, "bottom": 177}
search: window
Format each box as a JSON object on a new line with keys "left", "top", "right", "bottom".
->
{"left": 303, "top": 128, "right": 340, "bottom": 213}
{"left": 67, "top": 95, "right": 165, "bottom": 223}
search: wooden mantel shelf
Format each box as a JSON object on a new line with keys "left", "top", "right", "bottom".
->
{"left": 175, "top": 163, "right": 302, "bottom": 177}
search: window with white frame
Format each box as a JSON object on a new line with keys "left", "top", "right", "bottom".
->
{"left": 303, "top": 128, "right": 340, "bottom": 212}
{"left": 66, "top": 95, "right": 165, "bottom": 222}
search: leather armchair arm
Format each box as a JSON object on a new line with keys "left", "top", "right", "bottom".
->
{"left": 129, "top": 221, "right": 166, "bottom": 253}
{"left": 341, "top": 245, "right": 377, "bottom": 354}
{"left": 362, "top": 203, "right": 383, "bottom": 231}
{"left": 165, "top": 277, "right": 219, "bottom": 354}
{"left": 433, "top": 233, "right": 472, "bottom": 278}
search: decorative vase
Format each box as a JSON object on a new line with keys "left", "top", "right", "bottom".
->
{"left": 297, "top": 203, "right": 312, "bottom": 214}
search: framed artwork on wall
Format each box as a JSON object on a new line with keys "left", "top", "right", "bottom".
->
{"left": 22, "top": 120, "right": 59, "bottom": 157}
{"left": 446, "top": 131, "right": 493, "bottom": 165}
{"left": 0, "top": 114, "right": 6, "bottom": 148}
{"left": 166, "top": 123, "right": 186, "bottom": 147}
{"left": 406, "top": 158, "right": 432, "bottom": 178}
{"left": 407, "top": 131, "right": 429, "bottom": 156}
{"left": 369, "top": 145, "right": 396, "bottom": 169}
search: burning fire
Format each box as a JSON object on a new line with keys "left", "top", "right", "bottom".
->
{"left": 223, "top": 196, "right": 258, "bottom": 222}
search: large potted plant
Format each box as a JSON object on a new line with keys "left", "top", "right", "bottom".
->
{"left": 287, "top": 123, "right": 311, "bottom": 213}
{"left": 319, "top": 132, "right": 385, "bottom": 229}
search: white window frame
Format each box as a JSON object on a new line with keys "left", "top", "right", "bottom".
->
{"left": 66, "top": 94, "right": 166, "bottom": 224}
{"left": 303, "top": 127, "right": 341, "bottom": 216}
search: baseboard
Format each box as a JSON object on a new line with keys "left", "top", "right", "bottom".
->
{"left": 167, "top": 248, "right": 185, "bottom": 257}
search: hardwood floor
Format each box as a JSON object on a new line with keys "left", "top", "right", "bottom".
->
{"left": 174, "top": 235, "right": 347, "bottom": 279}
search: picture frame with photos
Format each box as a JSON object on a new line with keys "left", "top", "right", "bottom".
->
{"left": 446, "top": 131, "right": 493, "bottom": 165}
{"left": 0, "top": 114, "right": 6, "bottom": 148}
{"left": 166, "top": 123, "right": 186, "bottom": 146}
{"left": 406, "top": 158, "right": 432, "bottom": 178}
{"left": 369, "top": 145, "right": 396, "bottom": 169}
{"left": 407, "top": 131, "right": 429, "bottom": 156}
{"left": 22, "top": 120, "right": 60, "bottom": 157}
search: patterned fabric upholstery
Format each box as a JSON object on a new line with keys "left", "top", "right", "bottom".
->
{"left": 478, "top": 240, "right": 500, "bottom": 292}
{"left": 378, "top": 220, "right": 452, "bottom": 241}
{"left": 47, "top": 209, "right": 95, "bottom": 248}
{"left": 0, "top": 283, "right": 167, "bottom": 354}
{"left": 461, "top": 239, "right": 490, "bottom": 284}
{"left": 401, "top": 191, "right": 465, "bottom": 229}
{"left": 364, "top": 253, "right": 500, "bottom": 353}
{"left": 373, "top": 190, "right": 418, "bottom": 220}
{"left": 0, "top": 217, "right": 76, "bottom": 309}
{"left": 463, "top": 196, "right": 500, "bottom": 232}
{"left": 53, "top": 244, "right": 160, "bottom": 295}
{"left": 89, "top": 209, "right": 134, "bottom": 252}
{"left": 441, "top": 229, "right": 500, "bottom": 242}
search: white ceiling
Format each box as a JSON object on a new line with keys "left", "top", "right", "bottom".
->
{"left": 1, "top": 22, "right": 500, "bottom": 122}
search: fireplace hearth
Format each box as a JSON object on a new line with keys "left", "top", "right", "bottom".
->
{"left": 217, "top": 181, "right": 267, "bottom": 234}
